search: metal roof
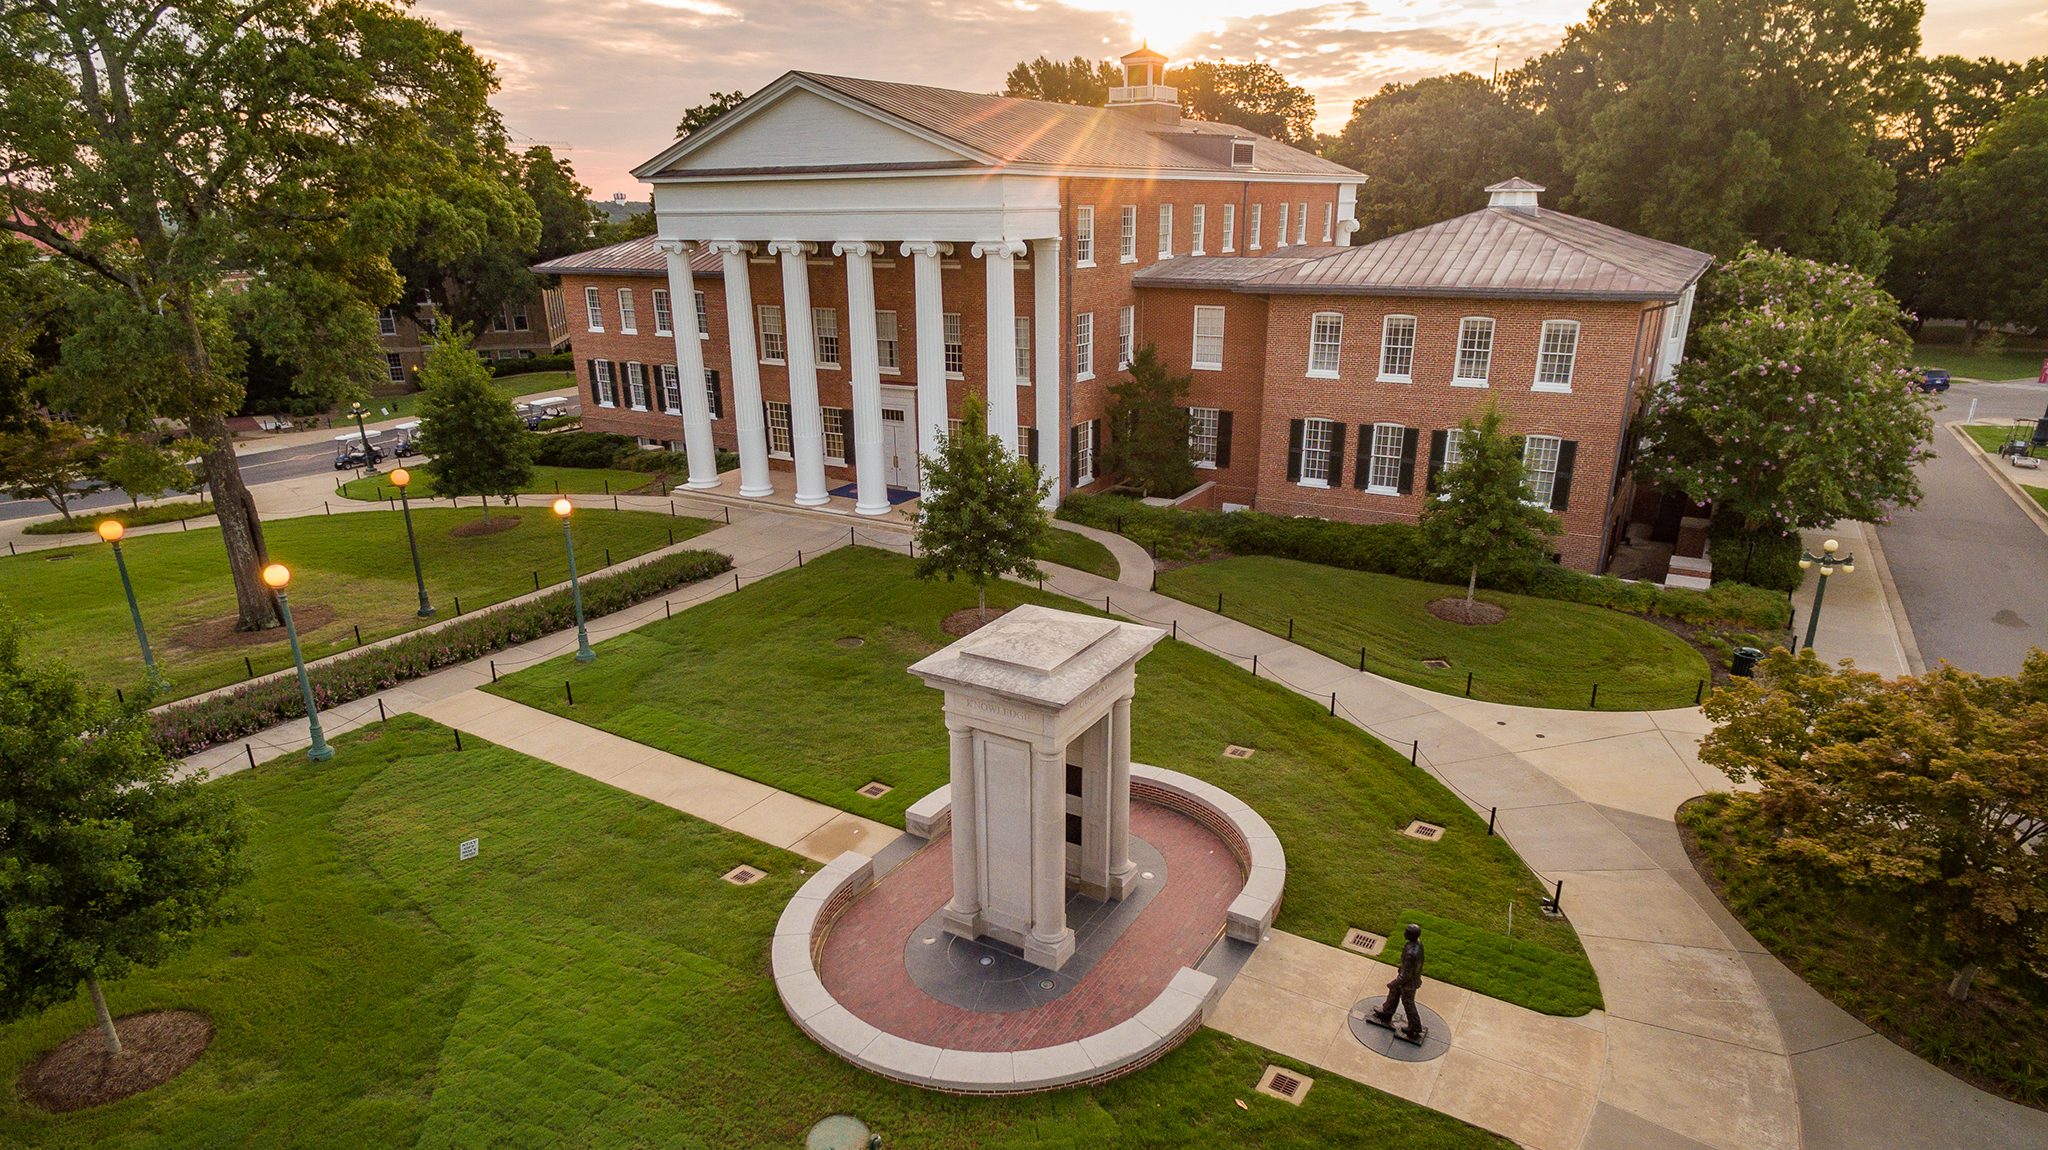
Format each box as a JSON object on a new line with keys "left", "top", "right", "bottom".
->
{"left": 1131, "top": 251, "right": 1338, "bottom": 290}
{"left": 532, "top": 238, "right": 720, "bottom": 279}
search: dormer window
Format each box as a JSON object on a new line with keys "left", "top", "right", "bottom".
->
{"left": 1231, "top": 139, "right": 1255, "bottom": 168}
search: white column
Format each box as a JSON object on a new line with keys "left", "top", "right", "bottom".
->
{"left": 655, "top": 240, "right": 720, "bottom": 489}
{"left": 1028, "top": 742, "right": 1075, "bottom": 968}
{"left": 942, "top": 722, "right": 983, "bottom": 937}
{"left": 902, "top": 241, "right": 950, "bottom": 484}
{"left": 1107, "top": 694, "right": 1135, "bottom": 899}
{"left": 974, "top": 240, "right": 1025, "bottom": 452}
{"left": 1031, "top": 237, "right": 1062, "bottom": 506}
{"left": 768, "top": 240, "right": 829, "bottom": 507}
{"left": 708, "top": 241, "right": 772, "bottom": 497}
{"left": 834, "top": 241, "right": 890, "bottom": 516}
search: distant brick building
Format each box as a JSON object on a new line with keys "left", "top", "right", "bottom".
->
{"left": 373, "top": 287, "right": 569, "bottom": 392}
{"left": 536, "top": 47, "right": 1708, "bottom": 573}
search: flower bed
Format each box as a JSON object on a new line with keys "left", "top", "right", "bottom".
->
{"left": 22, "top": 500, "right": 217, "bottom": 535}
{"left": 152, "top": 548, "right": 731, "bottom": 756}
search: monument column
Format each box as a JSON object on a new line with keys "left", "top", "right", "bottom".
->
{"left": 901, "top": 241, "right": 950, "bottom": 486}
{"left": 833, "top": 241, "right": 890, "bottom": 516}
{"left": 769, "top": 240, "right": 830, "bottom": 506}
{"left": 941, "top": 721, "right": 983, "bottom": 934}
{"left": 973, "top": 240, "right": 1025, "bottom": 453}
{"left": 707, "top": 241, "right": 773, "bottom": 497}
{"left": 1027, "top": 741, "right": 1075, "bottom": 968}
{"left": 654, "top": 240, "right": 720, "bottom": 489}
{"left": 1031, "top": 236, "right": 1062, "bottom": 505}
{"left": 1107, "top": 694, "right": 1136, "bottom": 897}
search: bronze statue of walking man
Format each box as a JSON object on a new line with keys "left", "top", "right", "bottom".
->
{"left": 1367, "top": 923, "right": 1427, "bottom": 1043}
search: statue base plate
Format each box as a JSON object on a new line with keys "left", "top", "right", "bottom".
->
{"left": 1347, "top": 995, "right": 1452, "bottom": 1063}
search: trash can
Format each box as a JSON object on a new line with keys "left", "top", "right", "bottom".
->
{"left": 1730, "top": 646, "right": 1764, "bottom": 678}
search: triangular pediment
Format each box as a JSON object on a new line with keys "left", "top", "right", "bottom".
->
{"left": 637, "top": 76, "right": 991, "bottom": 177}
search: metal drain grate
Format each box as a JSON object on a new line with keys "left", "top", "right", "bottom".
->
{"left": 1422, "top": 657, "right": 1451, "bottom": 669}
{"left": 857, "top": 781, "right": 893, "bottom": 798}
{"left": 1223, "top": 744, "right": 1255, "bottom": 759}
{"left": 722, "top": 865, "right": 765, "bottom": 886}
{"left": 1402, "top": 820, "right": 1445, "bottom": 842}
{"left": 1255, "top": 1064, "right": 1313, "bottom": 1104}
{"left": 1341, "top": 928, "right": 1386, "bottom": 956}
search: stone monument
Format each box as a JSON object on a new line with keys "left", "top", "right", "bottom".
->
{"left": 908, "top": 604, "right": 1166, "bottom": 971}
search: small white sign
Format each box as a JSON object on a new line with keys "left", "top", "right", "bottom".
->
{"left": 458, "top": 838, "right": 479, "bottom": 861}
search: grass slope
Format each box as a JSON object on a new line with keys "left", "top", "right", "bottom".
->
{"left": 344, "top": 370, "right": 576, "bottom": 422}
{"left": 337, "top": 464, "right": 660, "bottom": 502}
{"left": 0, "top": 508, "right": 713, "bottom": 700}
{"left": 486, "top": 547, "right": 1600, "bottom": 1014}
{"left": 1158, "top": 556, "right": 1711, "bottom": 711}
{"left": 0, "top": 716, "right": 1513, "bottom": 1148}
{"left": 1912, "top": 345, "right": 2045, "bottom": 383}
{"left": 1037, "top": 528, "right": 1119, "bottom": 580}
{"left": 1959, "top": 423, "right": 2047, "bottom": 460}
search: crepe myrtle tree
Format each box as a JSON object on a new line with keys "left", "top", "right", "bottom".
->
{"left": 1636, "top": 247, "right": 1935, "bottom": 537}
{"left": 913, "top": 396, "right": 1050, "bottom": 623}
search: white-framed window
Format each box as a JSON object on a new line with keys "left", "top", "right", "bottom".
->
{"left": 1524, "top": 434, "right": 1563, "bottom": 506}
{"left": 1308, "top": 312, "right": 1343, "bottom": 378}
{"left": 822, "top": 408, "right": 848, "bottom": 461}
{"left": 758, "top": 305, "right": 786, "bottom": 364}
{"left": 378, "top": 307, "right": 398, "bottom": 337}
{"left": 1118, "top": 305, "right": 1135, "bottom": 370}
{"left": 1191, "top": 306, "right": 1225, "bottom": 371}
{"left": 1249, "top": 204, "right": 1263, "bottom": 250}
{"left": 1380, "top": 315, "right": 1417, "bottom": 382}
{"left": 1300, "top": 417, "right": 1335, "bottom": 485}
{"left": 704, "top": 368, "right": 722, "bottom": 418}
{"left": 876, "top": 310, "right": 900, "bottom": 372}
{"left": 1120, "top": 205, "right": 1137, "bottom": 262}
{"left": 1222, "top": 204, "right": 1236, "bottom": 252}
{"left": 1074, "top": 312, "right": 1095, "bottom": 381}
{"left": 766, "top": 401, "right": 793, "bottom": 456}
{"left": 1535, "top": 320, "right": 1580, "bottom": 392}
{"left": 652, "top": 289, "right": 673, "bottom": 335}
{"left": 1295, "top": 202, "right": 1308, "bottom": 245}
{"left": 513, "top": 310, "right": 530, "bottom": 332}
{"left": 1276, "top": 203, "right": 1289, "bottom": 248}
{"left": 694, "top": 291, "right": 710, "bottom": 338}
{"left": 617, "top": 288, "right": 637, "bottom": 334}
{"left": 593, "top": 359, "right": 616, "bottom": 407}
{"left": 1075, "top": 206, "right": 1095, "bottom": 267}
{"left": 813, "top": 307, "right": 840, "bottom": 368}
{"left": 1074, "top": 419, "right": 1097, "bottom": 484}
{"left": 943, "top": 312, "right": 964, "bottom": 377}
{"left": 1015, "top": 316, "right": 1032, "bottom": 380}
{"left": 1016, "top": 426, "right": 1032, "bottom": 459}
{"left": 659, "top": 364, "right": 682, "bottom": 413}
{"left": 1454, "top": 317, "right": 1495, "bottom": 385}
{"left": 1191, "top": 204, "right": 1207, "bottom": 255}
{"left": 1157, "top": 203, "right": 1174, "bottom": 258}
{"left": 1366, "top": 422, "right": 1404, "bottom": 494}
{"left": 1190, "top": 405, "right": 1220, "bottom": 467}
{"left": 1441, "top": 427, "right": 1466, "bottom": 471}
{"left": 384, "top": 352, "right": 404, "bottom": 383}
{"left": 946, "top": 417, "right": 963, "bottom": 442}
{"left": 584, "top": 286, "right": 604, "bottom": 331}
{"left": 626, "top": 362, "right": 649, "bottom": 410}
{"left": 1323, "top": 203, "right": 1334, "bottom": 243}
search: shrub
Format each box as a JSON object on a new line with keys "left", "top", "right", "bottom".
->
{"left": 1707, "top": 518, "right": 1804, "bottom": 593}
{"left": 150, "top": 549, "right": 732, "bottom": 757}
{"left": 528, "top": 430, "right": 636, "bottom": 470}
{"left": 22, "top": 500, "right": 218, "bottom": 535}
{"left": 490, "top": 352, "right": 573, "bottom": 377}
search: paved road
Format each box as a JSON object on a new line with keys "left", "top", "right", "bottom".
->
{"left": 1877, "top": 380, "right": 2048, "bottom": 676}
{"left": 0, "top": 437, "right": 368, "bottom": 523}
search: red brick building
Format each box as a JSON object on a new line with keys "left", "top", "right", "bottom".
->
{"left": 540, "top": 48, "right": 1707, "bottom": 573}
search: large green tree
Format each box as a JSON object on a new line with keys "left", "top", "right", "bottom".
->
{"left": 1003, "top": 56, "right": 1120, "bottom": 106}
{"left": 0, "top": 419, "right": 104, "bottom": 517}
{"left": 1514, "top": 0, "right": 1923, "bottom": 272}
{"left": 416, "top": 328, "right": 533, "bottom": 517}
{"left": 1702, "top": 648, "right": 2048, "bottom": 997}
{"left": 0, "top": 619, "right": 247, "bottom": 1053}
{"left": 913, "top": 396, "right": 1049, "bottom": 621}
{"left": 1168, "top": 61, "right": 1317, "bottom": 144}
{"left": 1635, "top": 247, "right": 1933, "bottom": 534}
{"left": 0, "top": 0, "right": 516, "bottom": 631}
{"left": 1101, "top": 346, "right": 1195, "bottom": 498}
{"left": 1418, "top": 404, "right": 1561, "bottom": 618}
{"left": 675, "top": 90, "right": 749, "bottom": 138}
{"left": 523, "top": 146, "right": 602, "bottom": 263}
{"left": 1328, "top": 74, "right": 1561, "bottom": 242}
{"left": 1901, "top": 96, "right": 2048, "bottom": 345}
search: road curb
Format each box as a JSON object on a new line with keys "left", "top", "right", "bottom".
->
{"left": 1856, "top": 522, "right": 1925, "bottom": 676}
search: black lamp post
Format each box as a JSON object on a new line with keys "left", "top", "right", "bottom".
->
{"left": 553, "top": 497, "right": 596, "bottom": 663}
{"left": 390, "top": 467, "right": 434, "bottom": 617}
{"left": 348, "top": 401, "right": 378, "bottom": 474}
{"left": 1799, "top": 538, "right": 1856, "bottom": 651}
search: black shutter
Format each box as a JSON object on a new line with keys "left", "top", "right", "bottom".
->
{"left": 1550, "top": 440, "right": 1577, "bottom": 511}
{"left": 1027, "top": 427, "right": 1040, "bottom": 471}
{"left": 1397, "top": 427, "right": 1419, "bottom": 494}
{"left": 1286, "top": 419, "right": 1304, "bottom": 482}
{"left": 1069, "top": 423, "right": 1082, "bottom": 482}
{"left": 1326, "top": 422, "right": 1345, "bottom": 487}
{"left": 1214, "top": 411, "right": 1233, "bottom": 468}
{"left": 586, "top": 358, "right": 601, "bottom": 404}
{"left": 841, "top": 409, "right": 856, "bottom": 466}
{"left": 705, "top": 369, "right": 723, "bottom": 418}
{"left": 1426, "top": 429, "right": 1448, "bottom": 493}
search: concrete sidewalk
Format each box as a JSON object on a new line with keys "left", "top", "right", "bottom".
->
{"left": 1792, "top": 519, "right": 1920, "bottom": 677}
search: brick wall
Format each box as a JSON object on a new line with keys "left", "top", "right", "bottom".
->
{"left": 1134, "top": 286, "right": 1268, "bottom": 506}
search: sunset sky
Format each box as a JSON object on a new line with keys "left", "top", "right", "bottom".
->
{"left": 413, "top": 0, "right": 2048, "bottom": 196}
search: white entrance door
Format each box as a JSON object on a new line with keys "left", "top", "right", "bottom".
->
{"left": 881, "top": 401, "right": 916, "bottom": 490}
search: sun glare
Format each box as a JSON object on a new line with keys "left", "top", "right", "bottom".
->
{"left": 1063, "top": 0, "right": 1305, "bottom": 53}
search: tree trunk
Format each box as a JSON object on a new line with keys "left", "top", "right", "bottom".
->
{"left": 977, "top": 584, "right": 988, "bottom": 623}
{"left": 1466, "top": 563, "right": 1480, "bottom": 614}
{"left": 191, "top": 410, "right": 279, "bottom": 631}
{"left": 1961, "top": 319, "right": 1978, "bottom": 353}
{"left": 480, "top": 494, "right": 491, "bottom": 522}
{"left": 87, "top": 975, "right": 121, "bottom": 1055}
{"left": 1945, "top": 962, "right": 1978, "bottom": 1002}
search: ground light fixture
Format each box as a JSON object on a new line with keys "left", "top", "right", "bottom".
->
{"left": 97, "top": 518, "right": 163, "bottom": 688}
{"left": 348, "top": 400, "right": 378, "bottom": 474}
{"left": 1797, "top": 538, "right": 1856, "bottom": 651}
{"left": 390, "top": 467, "right": 434, "bottom": 617}
{"left": 261, "top": 561, "right": 334, "bottom": 762}
{"left": 554, "top": 497, "right": 596, "bottom": 663}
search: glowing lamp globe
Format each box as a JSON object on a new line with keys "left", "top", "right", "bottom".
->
{"left": 97, "top": 520, "right": 125, "bottom": 543}
{"left": 261, "top": 563, "right": 291, "bottom": 590}
{"left": 552, "top": 497, "right": 573, "bottom": 518}
{"left": 391, "top": 468, "right": 411, "bottom": 488}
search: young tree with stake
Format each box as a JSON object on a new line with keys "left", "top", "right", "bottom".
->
{"left": 415, "top": 329, "right": 534, "bottom": 519}
{"left": 913, "top": 396, "right": 1050, "bottom": 622}
{"left": 1418, "top": 404, "right": 1561, "bottom": 621}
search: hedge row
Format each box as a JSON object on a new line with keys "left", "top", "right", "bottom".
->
{"left": 491, "top": 351, "right": 574, "bottom": 377}
{"left": 152, "top": 548, "right": 732, "bottom": 757}
{"left": 1060, "top": 494, "right": 1791, "bottom": 631}
{"left": 22, "top": 500, "right": 217, "bottom": 535}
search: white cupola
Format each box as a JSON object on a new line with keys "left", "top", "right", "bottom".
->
{"left": 1485, "top": 177, "right": 1545, "bottom": 212}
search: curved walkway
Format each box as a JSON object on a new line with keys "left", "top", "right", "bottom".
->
{"left": 1049, "top": 518, "right": 1156, "bottom": 589}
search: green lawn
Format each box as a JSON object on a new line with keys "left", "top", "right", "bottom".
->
{"left": 21, "top": 500, "right": 218, "bottom": 535}
{"left": 0, "top": 715, "right": 1513, "bottom": 1148}
{"left": 1913, "top": 344, "right": 2045, "bottom": 382}
{"left": 2031, "top": 487, "right": 2048, "bottom": 516}
{"left": 337, "top": 464, "right": 663, "bottom": 502}
{"left": 486, "top": 547, "right": 1600, "bottom": 1015}
{"left": 348, "top": 370, "right": 576, "bottom": 422}
{"left": 1158, "top": 556, "right": 1711, "bottom": 711}
{"left": 1038, "top": 528, "right": 1119, "bottom": 580}
{"left": 1960, "top": 422, "right": 2047, "bottom": 460}
{"left": 0, "top": 508, "right": 712, "bottom": 700}
{"left": 1683, "top": 793, "right": 2048, "bottom": 1107}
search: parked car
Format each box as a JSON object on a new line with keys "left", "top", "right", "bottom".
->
{"left": 1914, "top": 368, "right": 1952, "bottom": 393}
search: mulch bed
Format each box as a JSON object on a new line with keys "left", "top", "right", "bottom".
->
{"left": 171, "top": 603, "right": 336, "bottom": 651}
{"left": 941, "top": 605, "right": 1012, "bottom": 636}
{"left": 18, "top": 1009, "right": 213, "bottom": 1113}
{"left": 1425, "top": 597, "right": 1506, "bottom": 625}
{"left": 450, "top": 514, "right": 522, "bottom": 539}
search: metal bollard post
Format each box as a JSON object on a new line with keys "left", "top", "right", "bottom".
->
{"left": 724, "top": 506, "right": 730, "bottom": 524}
{"left": 454, "top": 729, "right": 463, "bottom": 751}
{"left": 734, "top": 571, "right": 741, "bottom": 591}
{"left": 1105, "top": 595, "right": 1112, "bottom": 613}
{"left": 1487, "top": 806, "right": 1497, "bottom": 835}
{"left": 454, "top": 595, "right": 462, "bottom": 615}
{"left": 354, "top": 624, "right": 363, "bottom": 647}
{"left": 245, "top": 655, "right": 254, "bottom": 679}
{"left": 1589, "top": 683, "right": 1599, "bottom": 708}
{"left": 1251, "top": 654, "right": 1259, "bottom": 677}
{"left": 668, "top": 527, "right": 675, "bottom": 546}
{"left": 1328, "top": 692, "right": 1336, "bottom": 715}
{"left": 534, "top": 570, "right": 541, "bottom": 591}
{"left": 1695, "top": 679, "right": 1705, "bottom": 706}
{"left": 1217, "top": 591, "right": 1223, "bottom": 614}
{"left": 604, "top": 547, "right": 612, "bottom": 567}
{"left": 1410, "top": 740, "right": 1419, "bottom": 765}
{"left": 1546, "top": 878, "right": 1564, "bottom": 915}
{"left": 490, "top": 660, "right": 498, "bottom": 682}
{"left": 613, "top": 495, "right": 619, "bottom": 512}
{"left": 378, "top": 699, "right": 387, "bottom": 723}
{"left": 665, "top": 600, "right": 672, "bottom": 619}
{"left": 116, "top": 687, "right": 124, "bottom": 704}
{"left": 1171, "top": 620, "right": 1178, "bottom": 640}
{"left": 604, "top": 478, "right": 610, "bottom": 494}
{"left": 246, "top": 744, "right": 257, "bottom": 771}
{"left": 1358, "top": 646, "right": 1367, "bottom": 671}
{"left": 1150, "top": 572, "right": 1156, "bottom": 591}
{"left": 1287, "top": 617, "right": 1294, "bottom": 641}
{"left": 565, "top": 681, "right": 574, "bottom": 706}
{"left": 850, "top": 526, "right": 856, "bottom": 546}
{"left": 1464, "top": 671, "right": 1473, "bottom": 697}
{"left": 798, "top": 549, "right": 804, "bottom": 567}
